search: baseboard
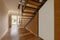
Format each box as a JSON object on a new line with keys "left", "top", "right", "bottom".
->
{"left": 0, "top": 28, "right": 8, "bottom": 40}
{"left": 26, "top": 27, "right": 37, "bottom": 36}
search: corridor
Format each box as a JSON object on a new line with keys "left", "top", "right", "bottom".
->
{"left": 1, "top": 25, "right": 42, "bottom": 40}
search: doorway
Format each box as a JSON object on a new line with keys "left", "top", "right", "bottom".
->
{"left": 11, "top": 15, "right": 19, "bottom": 25}
{"left": 9, "top": 14, "right": 21, "bottom": 28}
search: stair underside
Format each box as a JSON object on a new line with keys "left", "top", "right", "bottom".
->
{"left": 17, "top": 0, "right": 47, "bottom": 40}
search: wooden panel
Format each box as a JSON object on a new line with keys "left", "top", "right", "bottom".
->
{"left": 26, "top": 13, "right": 38, "bottom": 36}
{"left": 55, "top": 0, "right": 60, "bottom": 40}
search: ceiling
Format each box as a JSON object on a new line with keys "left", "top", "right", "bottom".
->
{"left": 3, "top": 0, "right": 19, "bottom": 11}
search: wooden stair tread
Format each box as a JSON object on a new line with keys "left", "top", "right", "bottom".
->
{"left": 23, "top": 12, "right": 34, "bottom": 14}
{"left": 25, "top": 6, "right": 36, "bottom": 9}
{"left": 22, "top": 15, "right": 33, "bottom": 17}
{"left": 26, "top": 4, "right": 39, "bottom": 8}
{"left": 21, "top": 19, "right": 29, "bottom": 21}
{"left": 21, "top": 20, "right": 28, "bottom": 22}
{"left": 21, "top": 18, "right": 31, "bottom": 19}
{"left": 21, "top": 19, "right": 29, "bottom": 23}
{"left": 23, "top": 10, "right": 34, "bottom": 13}
{"left": 23, "top": 7, "right": 35, "bottom": 13}
{"left": 21, "top": 16, "right": 32, "bottom": 19}
{"left": 21, "top": 18, "right": 30, "bottom": 20}
{"left": 27, "top": 0, "right": 41, "bottom": 6}
{"left": 23, "top": 13, "right": 33, "bottom": 16}
{"left": 24, "top": 6, "right": 35, "bottom": 11}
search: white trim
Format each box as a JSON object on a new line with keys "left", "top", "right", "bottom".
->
{"left": 0, "top": 28, "right": 8, "bottom": 40}
{"left": 26, "top": 27, "right": 37, "bottom": 36}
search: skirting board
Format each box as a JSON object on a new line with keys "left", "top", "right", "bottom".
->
{"left": 26, "top": 27, "right": 37, "bottom": 36}
{"left": 0, "top": 28, "right": 8, "bottom": 40}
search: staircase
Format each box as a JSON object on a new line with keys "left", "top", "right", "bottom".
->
{"left": 18, "top": 0, "right": 47, "bottom": 28}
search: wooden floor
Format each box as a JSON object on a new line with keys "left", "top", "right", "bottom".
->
{"left": 1, "top": 25, "right": 43, "bottom": 40}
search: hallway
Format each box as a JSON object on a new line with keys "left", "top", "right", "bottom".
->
{"left": 1, "top": 25, "right": 42, "bottom": 40}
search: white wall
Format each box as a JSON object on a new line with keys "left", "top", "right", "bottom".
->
{"left": 0, "top": 0, "right": 8, "bottom": 39}
{"left": 39, "top": 0, "right": 54, "bottom": 40}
